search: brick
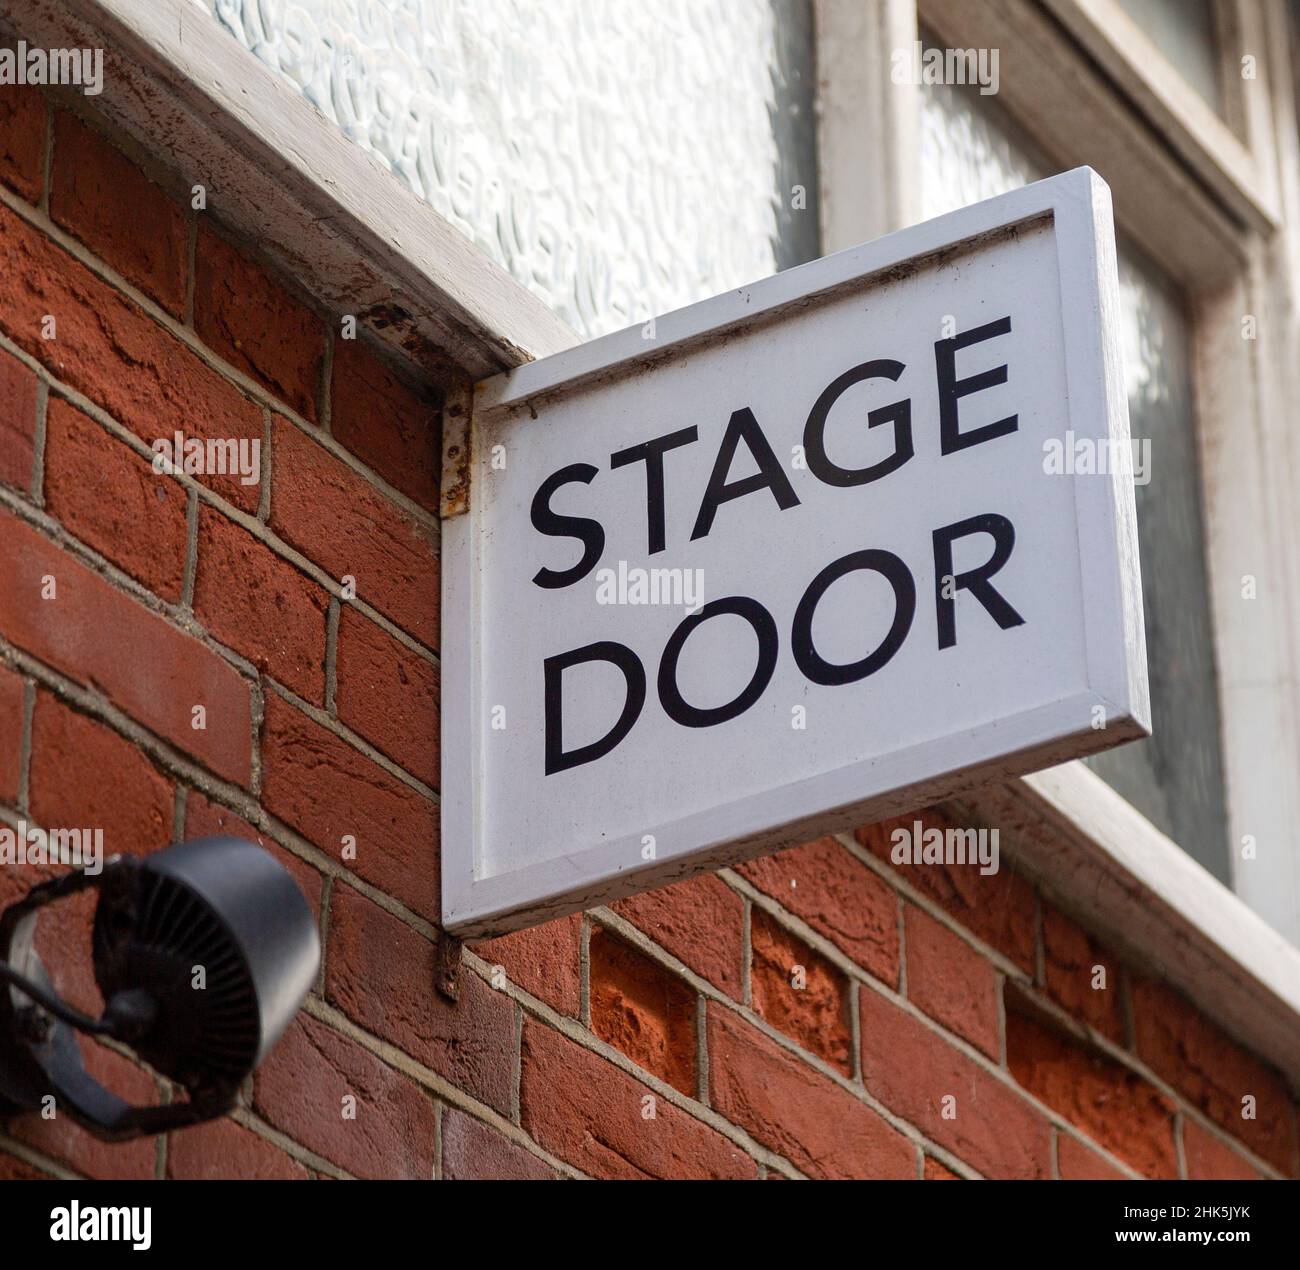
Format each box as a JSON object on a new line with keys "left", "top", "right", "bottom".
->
{"left": 166, "top": 1116, "right": 309, "bottom": 1180}
{"left": 334, "top": 606, "right": 437, "bottom": 786}
{"left": 325, "top": 884, "right": 514, "bottom": 1117}
{"left": 0, "top": 82, "right": 44, "bottom": 202}
{"left": 859, "top": 984, "right": 1053, "bottom": 1178}
{"left": 1006, "top": 997, "right": 1177, "bottom": 1179}
{"left": 0, "top": 660, "right": 23, "bottom": 802}
{"left": 0, "top": 345, "right": 37, "bottom": 491}
{"left": 0, "top": 873, "right": 29, "bottom": 924}
{"left": 270, "top": 418, "right": 437, "bottom": 647}
{"left": 750, "top": 907, "right": 852, "bottom": 1075}
{"left": 471, "top": 913, "right": 581, "bottom": 1017}
{"left": 520, "top": 1019, "right": 755, "bottom": 1179}
{"left": 0, "top": 200, "right": 262, "bottom": 511}
{"left": 3, "top": 871, "right": 97, "bottom": 1014}
{"left": 904, "top": 905, "right": 1000, "bottom": 1060}
{"left": 441, "top": 1108, "right": 553, "bottom": 1180}
{"left": 0, "top": 829, "right": 39, "bottom": 913}
{"left": 43, "top": 396, "right": 187, "bottom": 601}
{"left": 260, "top": 693, "right": 436, "bottom": 920}
{"left": 193, "top": 506, "right": 328, "bottom": 702}
{"left": 183, "top": 791, "right": 322, "bottom": 924}
{"left": 1130, "top": 976, "right": 1295, "bottom": 1174}
{"left": 33, "top": 883, "right": 104, "bottom": 1020}
{"left": 195, "top": 225, "right": 323, "bottom": 422}
{"left": 12, "top": 1043, "right": 157, "bottom": 1179}
{"left": 29, "top": 691, "right": 172, "bottom": 862}
{"left": 1057, "top": 1132, "right": 1128, "bottom": 1180}
{"left": 0, "top": 1151, "right": 48, "bottom": 1180}
{"left": 857, "top": 810, "right": 1037, "bottom": 974}
{"left": 738, "top": 837, "right": 899, "bottom": 985}
{"left": 1041, "top": 904, "right": 1124, "bottom": 1044}
{"left": 589, "top": 926, "right": 696, "bottom": 1095}
{"left": 0, "top": 513, "right": 253, "bottom": 784}
{"left": 612, "top": 874, "right": 744, "bottom": 997}
{"left": 50, "top": 111, "right": 187, "bottom": 317}
{"left": 708, "top": 1005, "right": 913, "bottom": 1179}
{"left": 253, "top": 1012, "right": 436, "bottom": 1179}
{"left": 1182, "top": 1119, "right": 1261, "bottom": 1180}
{"left": 331, "top": 337, "right": 441, "bottom": 511}
{"left": 924, "top": 1155, "right": 960, "bottom": 1179}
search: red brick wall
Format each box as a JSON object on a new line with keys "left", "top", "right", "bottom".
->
{"left": 0, "top": 86, "right": 1296, "bottom": 1181}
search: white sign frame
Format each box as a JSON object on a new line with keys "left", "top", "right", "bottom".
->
{"left": 441, "top": 167, "right": 1149, "bottom": 937}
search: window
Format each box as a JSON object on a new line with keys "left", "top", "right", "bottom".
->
{"left": 1117, "top": 0, "right": 1224, "bottom": 112}
{"left": 919, "top": 60, "right": 1231, "bottom": 879}
{"left": 200, "top": 0, "right": 819, "bottom": 336}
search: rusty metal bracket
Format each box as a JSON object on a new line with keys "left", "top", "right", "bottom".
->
{"left": 439, "top": 377, "right": 473, "bottom": 519}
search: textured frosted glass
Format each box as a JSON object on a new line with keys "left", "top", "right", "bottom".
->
{"left": 920, "top": 72, "right": 1230, "bottom": 879}
{"left": 1118, "top": 0, "right": 1222, "bottom": 112}
{"left": 919, "top": 69, "right": 1045, "bottom": 220}
{"left": 200, "top": 0, "right": 818, "bottom": 337}
{"left": 1091, "top": 246, "right": 1229, "bottom": 880}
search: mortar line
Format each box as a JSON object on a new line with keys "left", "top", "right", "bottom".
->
{"left": 38, "top": 95, "right": 52, "bottom": 215}
{"left": 579, "top": 914, "right": 591, "bottom": 1029}
{"left": 1174, "top": 1110, "right": 1188, "bottom": 1180}
{"left": 184, "top": 212, "right": 197, "bottom": 326}
{"left": 180, "top": 485, "right": 199, "bottom": 610}
{"left": 511, "top": 1002, "right": 523, "bottom": 1127}
{"left": 256, "top": 407, "right": 273, "bottom": 523}
{"left": 172, "top": 784, "right": 188, "bottom": 842}
{"left": 316, "top": 873, "right": 334, "bottom": 998}
{"left": 319, "top": 320, "right": 334, "bottom": 435}
{"left": 30, "top": 378, "right": 47, "bottom": 505}
{"left": 17, "top": 677, "right": 34, "bottom": 814}
{"left": 325, "top": 598, "right": 340, "bottom": 716}
{"left": 696, "top": 993, "right": 710, "bottom": 1105}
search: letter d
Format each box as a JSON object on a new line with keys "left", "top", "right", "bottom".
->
{"left": 543, "top": 641, "right": 646, "bottom": 775}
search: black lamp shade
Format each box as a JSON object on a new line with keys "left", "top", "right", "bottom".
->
{"left": 2, "top": 835, "right": 320, "bottom": 1140}
{"left": 93, "top": 837, "right": 319, "bottom": 1087}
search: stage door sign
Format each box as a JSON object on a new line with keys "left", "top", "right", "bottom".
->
{"left": 440, "top": 167, "right": 1149, "bottom": 937}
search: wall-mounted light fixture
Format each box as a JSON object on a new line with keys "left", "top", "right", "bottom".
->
{"left": 0, "top": 837, "right": 319, "bottom": 1141}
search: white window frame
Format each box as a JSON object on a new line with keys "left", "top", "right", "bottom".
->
{"left": 817, "top": 0, "right": 1300, "bottom": 1036}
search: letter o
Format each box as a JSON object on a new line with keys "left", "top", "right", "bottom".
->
{"left": 658, "top": 596, "right": 778, "bottom": 728}
{"left": 792, "top": 549, "right": 915, "bottom": 685}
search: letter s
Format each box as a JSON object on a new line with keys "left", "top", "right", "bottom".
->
{"left": 531, "top": 463, "right": 605, "bottom": 589}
